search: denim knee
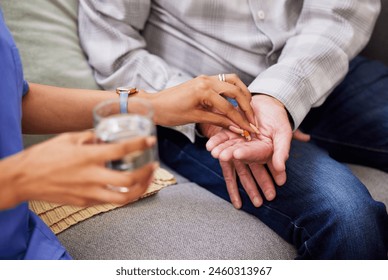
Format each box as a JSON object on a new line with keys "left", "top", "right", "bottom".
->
{"left": 300, "top": 177, "right": 388, "bottom": 259}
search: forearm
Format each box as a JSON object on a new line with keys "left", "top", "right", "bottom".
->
{"left": 22, "top": 83, "right": 118, "bottom": 134}
{"left": 21, "top": 83, "right": 189, "bottom": 134}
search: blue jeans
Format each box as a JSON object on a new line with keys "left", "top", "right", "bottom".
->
{"left": 157, "top": 56, "right": 388, "bottom": 259}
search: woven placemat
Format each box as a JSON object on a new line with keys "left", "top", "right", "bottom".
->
{"left": 29, "top": 168, "right": 176, "bottom": 234}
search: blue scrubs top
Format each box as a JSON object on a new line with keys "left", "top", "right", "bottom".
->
{"left": 0, "top": 10, "right": 70, "bottom": 260}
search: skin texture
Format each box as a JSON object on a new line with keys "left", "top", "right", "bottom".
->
{"left": 1, "top": 74, "right": 254, "bottom": 210}
{"left": 150, "top": 74, "right": 256, "bottom": 131}
{"left": 204, "top": 94, "right": 310, "bottom": 209}
{"left": 0, "top": 132, "right": 157, "bottom": 210}
{"left": 22, "top": 75, "right": 255, "bottom": 135}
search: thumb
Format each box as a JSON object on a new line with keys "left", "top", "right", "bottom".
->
{"left": 271, "top": 129, "right": 292, "bottom": 186}
{"left": 293, "top": 129, "right": 310, "bottom": 142}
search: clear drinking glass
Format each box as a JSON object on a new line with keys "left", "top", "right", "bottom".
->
{"left": 93, "top": 98, "right": 158, "bottom": 174}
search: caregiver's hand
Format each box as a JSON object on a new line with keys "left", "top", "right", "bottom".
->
{"left": 0, "top": 131, "right": 157, "bottom": 210}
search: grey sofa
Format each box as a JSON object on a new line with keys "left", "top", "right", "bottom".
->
{"left": 2, "top": 0, "right": 387, "bottom": 259}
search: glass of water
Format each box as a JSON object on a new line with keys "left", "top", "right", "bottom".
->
{"left": 93, "top": 98, "right": 158, "bottom": 176}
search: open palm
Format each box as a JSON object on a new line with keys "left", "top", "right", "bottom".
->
{"left": 202, "top": 94, "right": 294, "bottom": 208}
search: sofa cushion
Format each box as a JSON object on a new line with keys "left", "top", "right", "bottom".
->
{"left": 1, "top": 0, "right": 99, "bottom": 89}
{"left": 57, "top": 167, "right": 296, "bottom": 260}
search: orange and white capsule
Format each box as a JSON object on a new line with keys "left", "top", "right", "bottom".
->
{"left": 241, "top": 130, "right": 252, "bottom": 141}
{"left": 229, "top": 126, "right": 252, "bottom": 141}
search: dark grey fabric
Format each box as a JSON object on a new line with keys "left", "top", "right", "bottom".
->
{"left": 362, "top": 0, "right": 388, "bottom": 65}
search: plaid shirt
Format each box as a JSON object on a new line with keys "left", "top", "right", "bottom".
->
{"left": 79, "top": 0, "right": 380, "bottom": 141}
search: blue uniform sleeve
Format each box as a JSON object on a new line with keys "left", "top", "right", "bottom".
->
{"left": 22, "top": 80, "right": 29, "bottom": 96}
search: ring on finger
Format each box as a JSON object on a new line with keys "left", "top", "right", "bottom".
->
{"left": 218, "top": 73, "right": 226, "bottom": 82}
{"left": 105, "top": 184, "right": 130, "bottom": 193}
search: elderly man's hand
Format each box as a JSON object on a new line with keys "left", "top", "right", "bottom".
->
{"left": 203, "top": 94, "right": 308, "bottom": 208}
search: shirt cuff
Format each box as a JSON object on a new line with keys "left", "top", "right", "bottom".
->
{"left": 161, "top": 123, "right": 196, "bottom": 143}
{"left": 248, "top": 66, "right": 313, "bottom": 130}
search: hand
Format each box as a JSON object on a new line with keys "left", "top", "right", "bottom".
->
{"left": 206, "top": 94, "right": 292, "bottom": 182}
{"left": 148, "top": 74, "right": 257, "bottom": 134}
{"left": 203, "top": 122, "right": 309, "bottom": 209}
{"left": 0, "top": 131, "right": 157, "bottom": 210}
{"left": 293, "top": 129, "right": 310, "bottom": 142}
{"left": 203, "top": 94, "right": 294, "bottom": 208}
{"left": 203, "top": 125, "right": 275, "bottom": 208}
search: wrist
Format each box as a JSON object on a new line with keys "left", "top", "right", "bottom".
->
{"left": 252, "top": 93, "right": 285, "bottom": 109}
{"left": 252, "top": 93, "right": 294, "bottom": 129}
{"left": 0, "top": 154, "right": 28, "bottom": 209}
{"left": 145, "top": 92, "right": 162, "bottom": 125}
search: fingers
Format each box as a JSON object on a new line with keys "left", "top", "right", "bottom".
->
{"left": 271, "top": 129, "right": 292, "bottom": 186}
{"left": 196, "top": 109, "right": 244, "bottom": 132}
{"left": 202, "top": 92, "right": 253, "bottom": 131}
{"left": 87, "top": 136, "right": 157, "bottom": 162}
{"left": 293, "top": 129, "right": 310, "bottom": 142}
{"left": 66, "top": 162, "right": 157, "bottom": 206}
{"left": 211, "top": 138, "right": 241, "bottom": 159}
{"left": 76, "top": 182, "right": 148, "bottom": 207}
{"left": 72, "top": 130, "right": 96, "bottom": 145}
{"left": 103, "top": 162, "right": 157, "bottom": 192}
{"left": 232, "top": 140, "right": 273, "bottom": 163}
{"left": 249, "top": 163, "right": 276, "bottom": 201}
{"left": 234, "top": 160, "right": 263, "bottom": 207}
{"left": 219, "top": 160, "right": 241, "bottom": 209}
{"left": 213, "top": 85, "right": 254, "bottom": 132}
{"left": 223, "top": 74, "right": 256, "bottom": 124}
{"left": 206, "top": 74, "right": 255, "bottom": 131}
{"left": 54, "top": 130, "right": 95, "bottom": 145}
{"left": 206, "top": 131, "right": 231, "bottom": 151}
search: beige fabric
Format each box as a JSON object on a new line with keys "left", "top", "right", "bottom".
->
{"left": 29, "top": 168, "right": 176, "bottom": 234}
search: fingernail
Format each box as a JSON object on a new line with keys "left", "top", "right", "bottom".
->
{"left": 249, "top": 123, "right": 260, "bottom": 134}
{"left": 229, "top": 125, "right": 244, "bottom": 135}
{"left": 265, "top": 191, "right": 275, "bottom": 201}
{"left": 232, "top": 200, "right": 242, "bottom": 209}
{"left": 253, "top": 197, "right": 262, "bottom": 207}
{"left": 275, "top": 174, "right": 286, "bottom": 186}
{"left": 146, "top": 136, "right": 157, "bottom": 146}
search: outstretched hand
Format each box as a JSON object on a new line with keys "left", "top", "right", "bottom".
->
{"left": 203, "top": 94, "right": 309, "bottom": 208}
{"left": 0, "top": 131, "right": 158, "bottom": 210}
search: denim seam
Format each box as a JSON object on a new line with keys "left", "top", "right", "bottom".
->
{"left": 312, "top": 135, "right": 388, "bottom": 154}
{"left": 260, "top": 204, "right": 313, "bottom": 257}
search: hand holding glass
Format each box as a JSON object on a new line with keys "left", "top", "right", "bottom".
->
{"left": 93, "top": 98, "right": 158, "bottom": 191}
